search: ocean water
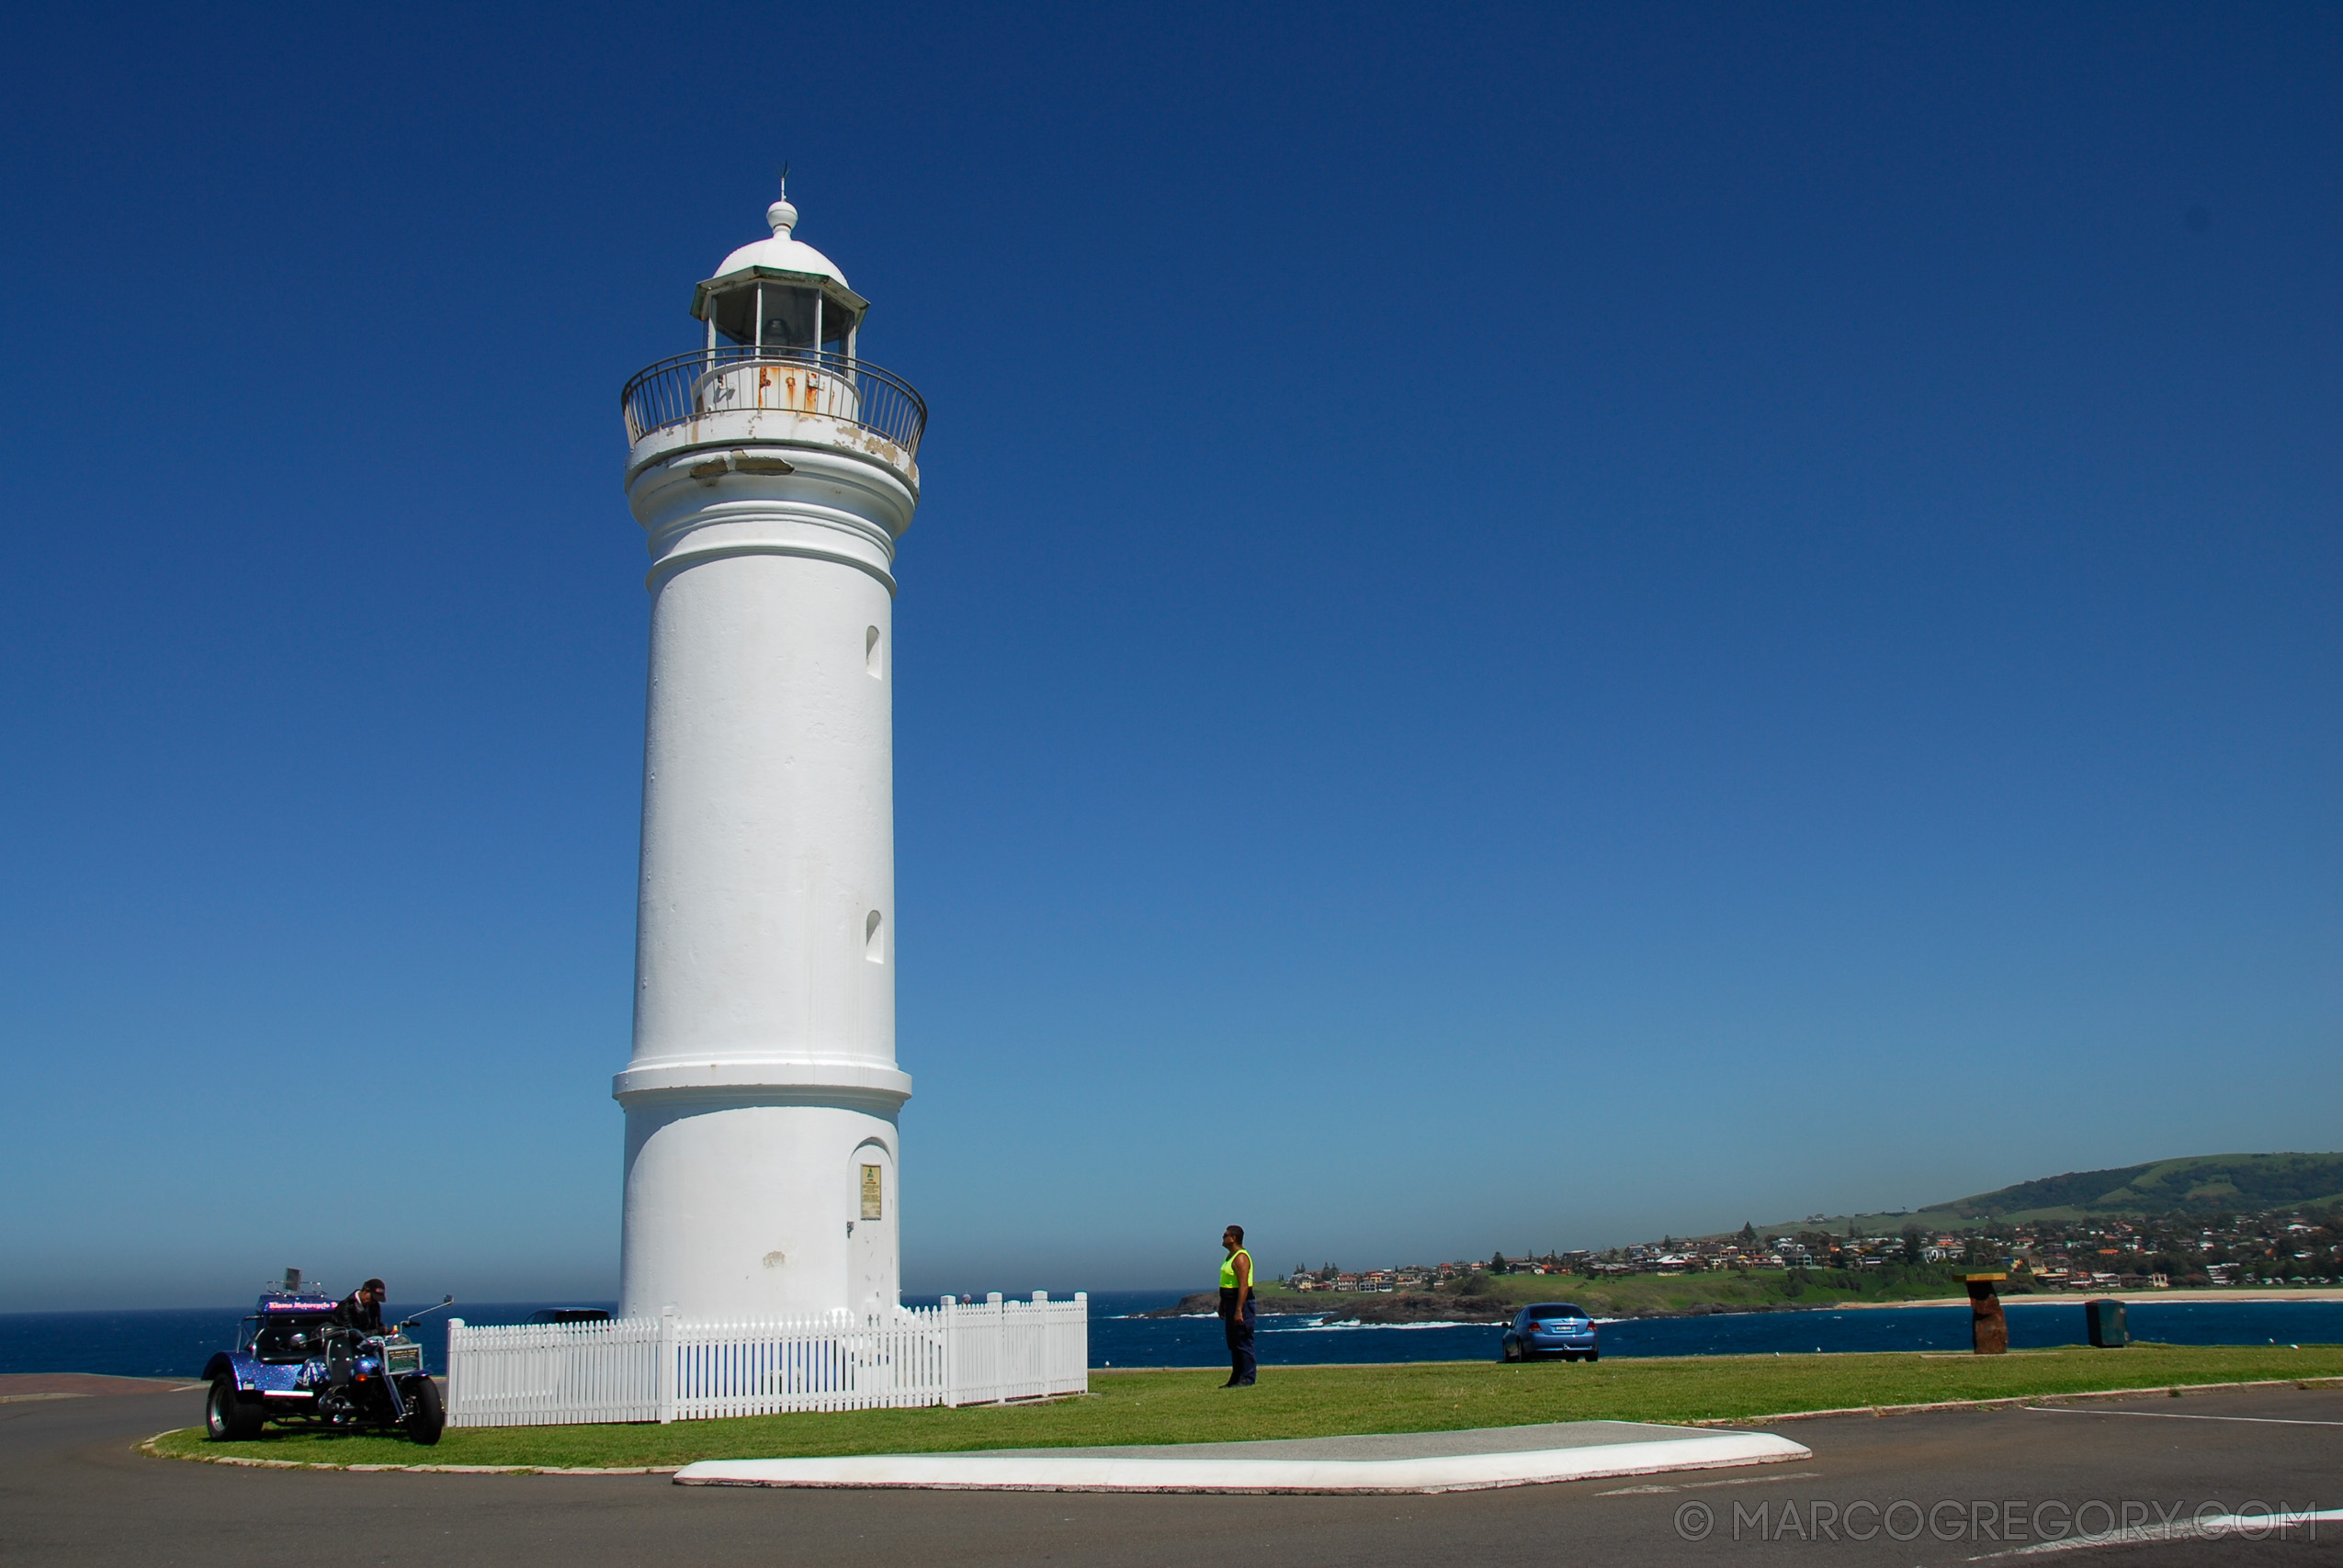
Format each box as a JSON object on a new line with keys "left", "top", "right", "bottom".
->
{"left": 5, "top": 1294, "right": 2337, "bottom": 1381}
{"left": 0, "top": 1303, "right": 603, "bottom": 1380}
{"left": 1088, "top": 1292, "right": 2343, "bottom": 1368}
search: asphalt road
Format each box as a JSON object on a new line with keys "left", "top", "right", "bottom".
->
{"left": 5, "top": 1380, "right": 2338, "bottom": 1566}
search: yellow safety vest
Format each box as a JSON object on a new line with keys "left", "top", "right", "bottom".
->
{"left": 1220, "top": 1248, "right": 1254, "bottom": 1290}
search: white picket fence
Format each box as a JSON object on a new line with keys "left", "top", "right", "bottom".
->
{"left": 444, "top": 1292, "right": 1088, "bottom": 1427}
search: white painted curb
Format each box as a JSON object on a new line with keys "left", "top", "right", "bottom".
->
{"left": 674, "top": 1430, "right": 1811, "bottom": 1494}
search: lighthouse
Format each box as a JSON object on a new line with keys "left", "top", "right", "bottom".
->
{"left": 614, "top": 186, "right": 927, "bottom": 1323}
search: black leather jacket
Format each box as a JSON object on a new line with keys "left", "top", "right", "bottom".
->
{"left": 334, "top": 1292, "right": 384, "bottom": 1335}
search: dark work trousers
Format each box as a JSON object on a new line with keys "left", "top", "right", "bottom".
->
{"left": 1219, "top": 1291, "right": 1257, "bottom": 1384}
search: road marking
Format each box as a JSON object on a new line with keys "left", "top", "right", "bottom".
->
{"left": 0, "top": 1393, "right": 88, "bottom": 1404}
{"left": 1969, "top": 1507, "right": 2343, "bottom": 1560}
{"left": 2025, "top": 1405, "right": 2343, "bottom": 1428}
{"left": 1594, "top": 1469, "right": 1822, "bottom": 1496}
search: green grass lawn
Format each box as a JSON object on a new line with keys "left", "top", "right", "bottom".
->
{"left": 151, "top": 1343, "right": 2343, "bottom": 1472}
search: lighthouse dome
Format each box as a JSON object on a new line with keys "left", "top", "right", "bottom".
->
{"left": 710, "top": 194, "right": 849, "bottom": 288}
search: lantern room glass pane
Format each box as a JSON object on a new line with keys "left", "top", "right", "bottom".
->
{"left": 761, "top": 287, "right": 818, "bottom": 349}
{"left": 708, "top": 284, "right": 819, "bottom": 350}
{"left": 707, "top": 287, "right": 753, "bottom": 345}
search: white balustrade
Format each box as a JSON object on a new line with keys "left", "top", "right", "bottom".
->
{"left": 444, "top": 1294, "right": 1088, "bottom": 1428}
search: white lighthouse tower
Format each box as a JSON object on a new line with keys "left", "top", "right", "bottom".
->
{"left": 614, "top": 186, "right": 927, "bottom": 1323}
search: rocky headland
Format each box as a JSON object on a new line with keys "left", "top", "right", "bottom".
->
{"left": 1141, "top": 1290, "right": 1875, "bottom": 1323}
{"left": 1143, "top": 1289, "right": 1513, "bottom": 1323}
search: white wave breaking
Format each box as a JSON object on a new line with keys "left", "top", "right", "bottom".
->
{"left": 1262, "top": 1318, "right": 1500, "bottom": 1332}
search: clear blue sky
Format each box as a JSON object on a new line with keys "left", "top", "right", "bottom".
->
{"left": 1, "top": 4, "right": 2335, "bottom": 1311}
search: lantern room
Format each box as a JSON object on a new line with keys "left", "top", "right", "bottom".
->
{"left": 691, "top": 187, "right": 868, "bottom": 363}
{"left": 620, "top": 186, "right": 927, "bottom": 473}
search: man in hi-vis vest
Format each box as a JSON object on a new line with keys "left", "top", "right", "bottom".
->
{"left": 1219, "top": 1224, "right": 1257, "bottom": 1387}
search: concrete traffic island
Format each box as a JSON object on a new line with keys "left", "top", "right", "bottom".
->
{"left": 673, "top": 1420, "right": 1811, "bottom": 1494}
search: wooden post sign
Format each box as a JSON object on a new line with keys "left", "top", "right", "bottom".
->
{"left": 1965, "top": 1272, "right": 2009, "bottom": 1355}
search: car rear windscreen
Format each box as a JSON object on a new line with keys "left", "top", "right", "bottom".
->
{"left": 1530, "top": 1304, "right": 1587, "bottom": 1317}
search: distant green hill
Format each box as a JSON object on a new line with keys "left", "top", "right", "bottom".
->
{"left": 1749, "top": 1151, "right": 2343, "bottom": 1236}
{"left": 1929, "top": 1152, "right": 2343, "bottom": 1222}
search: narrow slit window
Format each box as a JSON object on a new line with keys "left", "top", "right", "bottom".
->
{"left": 865, "top": 626, "right": 882, "bottom": 679}
{"left": 865, "top": 909, "right": 884, "bottom": 963}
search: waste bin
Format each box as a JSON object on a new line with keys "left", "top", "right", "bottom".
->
{"left": 1965, "top": 1273, "right": 2009, "bottom": 1355}
{"left": 2086, "top": 1298, "right": 2127, "bottom": 1348}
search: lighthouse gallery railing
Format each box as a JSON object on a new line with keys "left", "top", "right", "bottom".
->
{"left": 622, "top": 347, "right": 928, "bottom": 459}
{"left": 443, "top": 1293, "right": 1086, "bottom": 1427}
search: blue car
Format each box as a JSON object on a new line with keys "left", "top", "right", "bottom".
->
{"left": 1501, "top": 1302, "right": 1600, "bottom": 1362}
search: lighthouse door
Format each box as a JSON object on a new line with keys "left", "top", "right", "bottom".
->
{"left": 848, "top": 1144, "right": 896, "bottom": 1323}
